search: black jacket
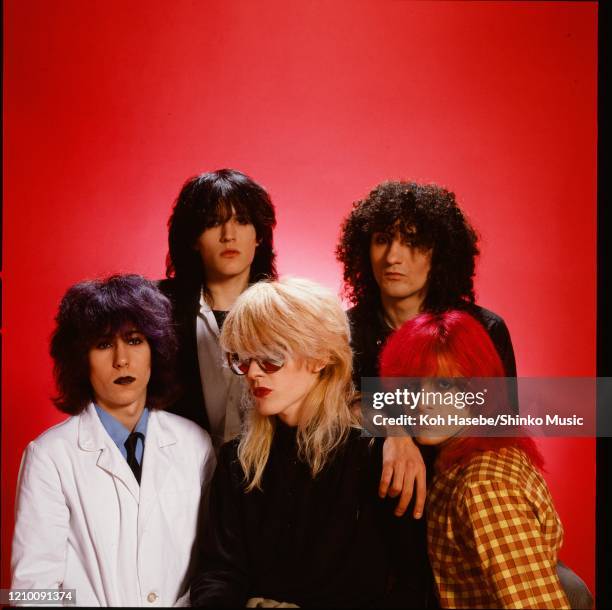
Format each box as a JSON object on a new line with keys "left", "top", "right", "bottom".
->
{"left": 190, "top": 423, "right": 431, "bottom": 608}
{"left": 158, "top": 278, "right": 211, "bottom": 431}
{"left": 348, "top": 302, "right": 517, "bottom": 389}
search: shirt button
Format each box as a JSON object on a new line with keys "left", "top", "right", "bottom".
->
{"left": 147, "top": 592, "right": 158, "bottom": 603}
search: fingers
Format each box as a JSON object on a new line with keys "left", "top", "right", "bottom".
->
{"left": 378, "top": 463, "right": 394, "bottom": 498}
{"left": 388, "top": 464, "right": 405, "bottom": 499}
{"left": 412, "top": 466, "right": 427, "bottom": 519}
{"left": 394, "top": 469, "right": 414, "bottom": 517}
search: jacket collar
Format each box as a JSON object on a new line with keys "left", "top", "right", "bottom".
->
{"left": 78, "top": 403, "right": 177, "bottom": 450}
{"left": 77, "top": 404, "right": 178, "bottom": 504}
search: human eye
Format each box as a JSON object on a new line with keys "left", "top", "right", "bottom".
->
{"left": 95, "top": 339, "right": 113, "bottom": 350}
{"left": 373, "top": 233, "right": 389, "bottom": 245}
{"left": 234, "top": 214, "right": 252, "bottom": 226}
{"left": 126, "top": 333, "right": 146, "bottom": 345}
{"left": 435, "top": 378, "right": 454, "bottom": 391}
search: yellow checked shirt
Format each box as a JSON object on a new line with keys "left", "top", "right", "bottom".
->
{"left": 427, "top": 446, "right": 570, "bottom": 609}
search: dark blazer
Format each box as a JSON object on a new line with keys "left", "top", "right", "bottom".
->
{"left": 159, "top": 278, "right": 211, "bottom": 431}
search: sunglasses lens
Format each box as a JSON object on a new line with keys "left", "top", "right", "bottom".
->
{"left": 260, "top": 360, "right": 283, "bottom": 373}
{"left": 237, "top": 361, "right": 250, "bottom": 374}
{"left": 227, "top": 353, "right": 284, "bottom": 375}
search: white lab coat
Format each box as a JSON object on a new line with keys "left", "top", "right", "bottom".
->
{"left": 11, "top": 404, "right": 216, "bottom": 607}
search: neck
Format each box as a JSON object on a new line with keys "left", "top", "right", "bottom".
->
{"left": 380, "top": 292, "right": 425, "bottom": 329}
{"left": 205, "top": 269, "right": 250, "bottom": 310}
{"left": 97, "top": 399, "right": 145, "bottom": 431}
{"left": 277, "top": 410, "right": 299, "bottom": 427}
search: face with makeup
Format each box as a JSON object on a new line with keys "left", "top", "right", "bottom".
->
{"left": 414, "top": 377, "right": 472, "bottom": 446}
{"left": 88, "top": 328, "right": 151, "bottom": 415}
{"left": 194, "top": 207, "right": 258, "bottom": 283}
{"left": 370, "top": 223, "right": 432, "bottom": 304}
{"left": 242, "top": 355, "right": 324, "bottom": 426}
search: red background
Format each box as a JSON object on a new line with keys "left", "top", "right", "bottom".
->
{"left": 2, "top": 0, "right": 597, "bottom": 593}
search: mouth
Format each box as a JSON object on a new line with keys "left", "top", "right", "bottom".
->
{"left": 384, "top": 272, "right": 405, "bottom": 279}
{"left": 252, "top": 387, "right": 272, "bottom": 398}
{"left": 220, "top": 249, "right": 240, "bottom": 258}
{"left": 114, "top": 376, "right": 136, "bottom": 385}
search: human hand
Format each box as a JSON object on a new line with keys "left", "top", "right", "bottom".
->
{"left": 379, "top": 436, "right": 426, "bottom": 518}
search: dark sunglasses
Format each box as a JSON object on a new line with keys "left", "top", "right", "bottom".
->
{"left": 226, "top": 353, "right": 285, "bottom": 376}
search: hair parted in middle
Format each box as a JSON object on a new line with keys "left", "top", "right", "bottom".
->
{"left": 336, "top": 181, "right": 479, "bottom": 316}
{"left": 219, "top": 277, "right": 356, "bottom": 491}
{"left": 166, "top": 168, "right": 278, "bottom": 295}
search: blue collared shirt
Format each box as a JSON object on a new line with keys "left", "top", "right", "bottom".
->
{"left": 94, "top": 405, "right": 149, "bottom": 464}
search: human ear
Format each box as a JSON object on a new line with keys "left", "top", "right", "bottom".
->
{"left": 310, "top": 359, "right": 328, "bottom": 374}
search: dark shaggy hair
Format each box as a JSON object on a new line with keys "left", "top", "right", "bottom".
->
{"left": 166, "top": 169, "right": 277, "bottom": 295}
{"left": 336, "top": 181, "right": 479, "bottom": 315}
{"left": 50, "top": 275, "right": 178, "bottom": 415}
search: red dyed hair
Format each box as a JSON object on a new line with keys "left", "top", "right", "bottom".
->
{"left": 379, "top": 311, "right": 544, "bottom": 472}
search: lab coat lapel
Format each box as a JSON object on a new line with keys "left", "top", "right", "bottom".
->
{"left": 137, "top": 411, "right": 177, "bottom": 539}
{"left": 78, "top": 404, "right": 140, "bottom": 503}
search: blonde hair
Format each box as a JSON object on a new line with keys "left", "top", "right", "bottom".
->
{"left": 219, "top": 277, "right": 356, "bottom": 491}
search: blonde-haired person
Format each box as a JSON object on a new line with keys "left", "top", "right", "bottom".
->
{"left": 189, "top": 277, "right": 428, "bottom": 608}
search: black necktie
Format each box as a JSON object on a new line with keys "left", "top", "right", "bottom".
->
{"left": 124, "top": 432, "right": 145, "bottom": 484}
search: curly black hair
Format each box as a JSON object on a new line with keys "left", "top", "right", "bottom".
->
{"left": 166, "top": 169, "right": 277, "bottom": 297}
{"left": 336, "top": 181, "right": 479, "bottom": 316}
{"left": 50, "top": 275, "right": 178, "bottom": 415}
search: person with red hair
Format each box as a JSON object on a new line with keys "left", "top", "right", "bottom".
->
{"left": 379, "top": 311, "right": 573, "bottom": 609}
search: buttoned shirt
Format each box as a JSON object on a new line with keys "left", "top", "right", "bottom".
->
{"left": 196, "top": 291, "right": 247, "bottom": 450}
{"left": 427, "top": 446, "right": 570, "bottom": 609}
{"left": 94, "top": 404, "right": 148, "bottom": 464}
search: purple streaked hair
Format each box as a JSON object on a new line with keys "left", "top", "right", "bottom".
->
{"left": 50, "top": 274, "right": 178, "bottom": 414}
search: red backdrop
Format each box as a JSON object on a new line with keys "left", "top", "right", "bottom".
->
{"left": 2, "top": 0, "right": 597, "bottom": 593}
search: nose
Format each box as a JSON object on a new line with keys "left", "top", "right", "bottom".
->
{"left": 220, "top": 220, "right": 237, "bottom": 242}
{"left": 246, "top": 359, "right": 265, "bottom": 381}
{"left": 385, "top": 237, "right": 403, "bottom": 264}
{"left": 113, "top": 341, "right": 129, "bottom": 369}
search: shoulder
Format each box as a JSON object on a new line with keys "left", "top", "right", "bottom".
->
{"left": 347, "top": 303, "right": 375, "bottom": 326}
{"left": 464, "top": 303, "right": 508, "bottom": 331}
{"left": 457, "top": 447, "right": 533, "bottom": 493}
{"left": 213, "top": 438, "right": 246, "bottom": 488}
{"left": 217, "top": 437, "right": 241, "bottom": 470}
{"left": 17, "top": 415, "right": 81, "bottom": 477}
{"left": 25, "top": 415, "right": 78, "bottom": 453}
{"left": 153, "top": 409, "right": 213, "bottom": 453}
{"left": 335, "top": 428, "right": 383, "bottom": 471}
{"left": 346, "top": 304, "right": 385, "bottom": 343}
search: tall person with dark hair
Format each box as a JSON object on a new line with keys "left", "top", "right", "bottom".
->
{"left": 11, "top": 275, "right": 215, "bottom": 606}
{"left": 160, "top": 169, "right": 278, "bottom": 449}
{"left": 336, "top": 180, "right": 517, "bottom": 515}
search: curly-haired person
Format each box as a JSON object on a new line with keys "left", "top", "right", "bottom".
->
{"left": 336, "top": 181, "right": 517, "bottom": 522}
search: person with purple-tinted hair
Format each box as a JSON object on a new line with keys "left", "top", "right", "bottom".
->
{"left": 11, "top": 275, "right": 215, "bottom": 607}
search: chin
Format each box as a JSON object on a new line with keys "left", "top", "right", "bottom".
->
{"left": 254, "top": 402, "right": 282, "bottom": 418}
{"left": 382, "top": 285, "right": 418, "bottom": 299}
